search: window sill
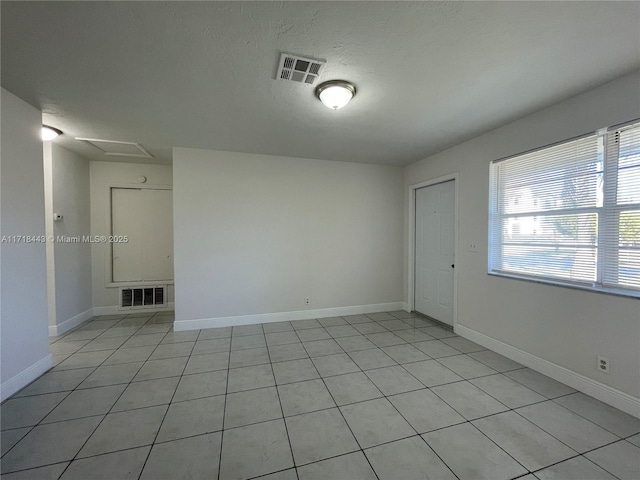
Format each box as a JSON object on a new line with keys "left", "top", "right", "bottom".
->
{"left": 488, "top": 271, "right": 640, "bottom": 300}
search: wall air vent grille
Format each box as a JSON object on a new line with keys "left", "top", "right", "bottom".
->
{"left": 276, "top": 53, "right": 326, "bottom": 85}
{"left": 120, "top": 286, "right": 166, "bottom": 309}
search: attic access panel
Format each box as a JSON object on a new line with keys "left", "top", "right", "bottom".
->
{"left": 276, "top": 53, "right": 326, "bottom": 85}
{"left": 76, "top": 137, "right": 153, "bottom": 158}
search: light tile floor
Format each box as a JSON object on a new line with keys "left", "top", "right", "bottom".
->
{"left": 2, "top": 310, "right": 639, "bottom": 480}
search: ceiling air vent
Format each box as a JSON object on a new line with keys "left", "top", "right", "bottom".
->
{"left": 276, "top": 53, "right": 326, "bottom": 85}
{"left": 76, "top": 137, "right": 153, "bottom": 158}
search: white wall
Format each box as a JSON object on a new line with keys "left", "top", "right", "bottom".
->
{"left": 173, "top": 148, "right": 404, "bottom": 328}
{"left": 90, "top": 161, "right": 173, "bottom": 310}
{"left": 44, "top": 144, "right": 92, "bottom": 334}
{"left": 404, "top": 71, "right": 640, "bottom": 406}
{"left": 1, "top": 88, "right": 52, "bottom": 400}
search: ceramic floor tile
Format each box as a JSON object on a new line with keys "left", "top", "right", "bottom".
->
{"left": 343, "top": 314, "right": 372, "bottom": 324}
{"left": 265, "top": 331, "right": 301, "bottom": 346}
{"left": 156, "top": 394, "right": 225, "bottom": 442}
{"left": 470, "top": 374, "right": 546, "bottom": 408}
{"left": 80, "top": 362, "right": 144, "bottom": 388}
{"left": 198, "top": 327, "right": 232, "bottom": 339}
{"left": 78, "top": 336, "right": 128, "bottom": 353}
{"left": 160, "top": 330, "right": 200, "bottom": 344}
{"left": 136, "top": 323, "right": 172, "bottom": 335}
{"left": 1, "top": 416, "right": 102, "bottom": 474}
{"left": 585, "top": 440, "right": 640, "bottom": 480}
{"left": 628, "top": 433, "right": 640, "bottom": 447}
{"left": 516, "top": 400, "right": 619, "bottom": 452}
{"left": 278, "top": 379, "right": 335, "bottom": 416}
{"left": 49, "top": 339, "right": 90, "bottom": 355}
{"left": 224, "top": 386, "right": 282, "bottom": 429}
{"left": 173, "top": 370, "right": 228, "bottom": 401}
{"left": 472, "top": 410, "right": 576, "bottom": 471}
{"left": 413, "top": 340, "right": 461, "bottom": 358}
{"left": 269, "top": 343, "right": 309, "bottom": 362}
{"left": 112, "top": 376, "right": 179, "bottom": 411}
{"left": 388, "top": 388, "right": 466, "bottom": 433}
{"left": 258, "top": 470, "right": 298, "bottom": 480}
{"left": 78, "top": 405, "right": 166, "bottom": 458}
{"left": 192, "top": 338, "right": 231, "bottom": 355}
{"left": 60, "top": 330, "right": 102, "bottom": 341}
{"left": 132, "top": 357, "right": 187, "bottom": 382}
{"left": 381, "top": 344, "right": 430, "bottom": 364}
{"left": 0, "top": 428, "right": 31, "bottom": 456}
{"left": 432, "top": 381, "right": 509, "bottom": 420}
{"left": 364, "top": 365, "right": 424, "bottom": 395}
{"left": 229, "top": 347, "right": 270, "bottom": 368}
{"left": 1, "top": 392, "right": 68, "bottom": 430}
{"left": 436, "top": 354, "right": 497, "bottom": 379}
{"left": 377, "top": 319, "right": 412, "bottom": 331}
{"left": 340, "top": 398, "right": 415, "bottom": 449}
{"left": 554, "top": 392, "right": 640, "bottom": 437}
{"left": 324, "top": 372, "right": 383, "bottom": 406}
{"left": 348, "top": 348, "right": 396, "bottom": 370}
{"left": 272, "top": 358, "right": 319, "bottom": 385}
{"left": 403, "top": 359, "right": 463, "bottom": 387}
{"left": 534, "top": 456, "right": 617, "bottom": 480}
{"left": 365, "top": 332, "right": 406, "bottom": 347}
{"left": 311, "top": 353, "right": 360, "bottom": 377}
{"left": 227, "top": 364, "right": 274, "bottom": 393}
{"left": 55, "top": 350, "right": 114, "bottom": 370}
{"left": 141, "top": 433, "right": 222, "bottom": 480}
{"left": 295, "top": 328, "right": 331, "bottom": 342}
{"left": 365, "top": 436, "right": 456, "bottom": 480}
{"left": 317, "top": 316, "right": 348, "bottom": 327}
{"left": 366, "top": 312, "right": 395, "bottom": 321}
{"left": 505, "top": 368, "right": 576, "bottom": 398}
{"left": 232, "top": 324, "right": 264, "bottom": 336}
{"left": 441, "top": 336, "right": 485, "bottom": 353}
{"left": 334, "top": 335, "right": 377, "bottom": 352}
{"left": 353, "top": 322, "right": 388, "bottom": 335}
{"left": 262, "top": 321, "right": 294, "bottom": 333}
{"left": 15, "top": 368, "right": 94, "bottom": 397}
{"left": 102, "top": 346, "right": 155, "bottom": 365}
{"left": 120, "top": 333, "right": 165, "bottom": 348}
{"left": 184, "top": 352, "right": 229, "bottom": 374}
{"left": 393, "top": 328, "right": 435, "bottom": 343}
{"left": 52, "top": 354, "right": 72, "bottom": 367}
{"left": 231, "top": 334, "right": 266, "bottom": 351}
{"left": 286, "top": 408, "right": 359, "bottom": 465}
{"left": 423, "top": 423, "right": 527, "bottom": 480}
{"left": 219, "top": 419, "right": 293, "bottom": 479}
{"left": 148, "top": 341, "right": 194, "bottom": 360}
{"left": 298, "top": 451, "right": 377, "bottom": 480}
{"left": 302, "top": 339, "right": 343, "bottom": 357}
{"left": 1, "top": 463, "right": 70, "bottom": 479}
{"left": 325, "top": 325, "right": 359, "bottom": 338}
{"left": 468, "top": 350, "right": 524, "bottom": 372}
{"left": 388, "top": 310, "right": 416, "bottom": 319}
{"left": 42, "top": 384, "right": 126, "bottom": 423}
{"left": 420, "top": 326, "right": 457, "bottom": 339}
{"left": 292, "top": 319, "right": 322, "bottom": 330}
{"left": 61, "top": 446, "right": 150, "bottom": 480}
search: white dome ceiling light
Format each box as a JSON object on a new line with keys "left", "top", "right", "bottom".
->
{"left": 315, "top": 80, "right": 356, "bottom": 110}
{"left": 41, "top": 125, "right": 62, "bottom": 141}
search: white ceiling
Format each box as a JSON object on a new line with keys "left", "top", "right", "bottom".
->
{"left": 2, "top": 1, "right": 639, "bottom": 166}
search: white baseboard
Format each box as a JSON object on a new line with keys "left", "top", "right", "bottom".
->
{"left": 48, "top": 307, "right": 93, "bottom": 337}
{"left": 455, "top": 324, "right": 640, "bottom": 418}
{"left": 92, "top": 302, "right": 175, "bottom": 316}
{"left": 174, "top": 302, "right": 405, "bottom": 331}
{"left": 1, "top": 354, "right": 53, "bottom": 402}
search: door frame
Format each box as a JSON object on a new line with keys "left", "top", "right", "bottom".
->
{"left": 408, "top": 173, "right": 459, "bottom": 328}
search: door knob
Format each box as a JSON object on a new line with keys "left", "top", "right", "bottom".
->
{"left": 451, "top": 264, "right": 455, "bottom": 268}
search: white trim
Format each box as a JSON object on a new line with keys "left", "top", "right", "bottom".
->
{"left": 92, "top": 302, "right": 175, "bottom": 316}
{"left": 455, "top": 324, "right": 640, "bottom": 418}
{"left": 48, "top": 308, "right": 94, "bottom": 337}
{"left": 1, "top": 354, "right": 53, "bottom": 402}
{"left": 408, "top": 173, "right": 459, "bottom": 328}
{"left": 174, "top": 302, "right": 405, "bottom": 331}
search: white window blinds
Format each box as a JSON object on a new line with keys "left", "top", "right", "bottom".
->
{"left": 489, "top": 120, "right": 640, "bottom": 296}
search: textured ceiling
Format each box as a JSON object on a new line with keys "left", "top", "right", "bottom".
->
{"left": 2, "top": 1, "right": 639, "bottom": 166}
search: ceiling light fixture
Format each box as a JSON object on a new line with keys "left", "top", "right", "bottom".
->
{"left": 315, "top": 80, "right": 356, "bottom": 110}
{"left": 41, "top": 125, "right": 62, "bottom": 141}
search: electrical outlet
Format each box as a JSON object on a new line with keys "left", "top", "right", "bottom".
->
{"left": 305, "top": 297, "right": 311, "bottom": 305}
{"left": 469, "top": 243, "right": 478, "bottom": 253}
{"left": 597, "top": 356, "right": 610, "bottom": 374}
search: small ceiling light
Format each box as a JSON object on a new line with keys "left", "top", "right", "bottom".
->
{"left": 41, "top": 125, "right": 62, "bottom": 141}
{"left": 315, "top": 80, "right": 356, "bottom": 110}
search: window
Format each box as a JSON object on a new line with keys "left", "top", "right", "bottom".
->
{"left": 489, "top": 120, "right": 640, "bottom": 297}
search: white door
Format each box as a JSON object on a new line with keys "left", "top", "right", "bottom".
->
{"left": 415, "top": 180, "right": 455, "bottom": 325}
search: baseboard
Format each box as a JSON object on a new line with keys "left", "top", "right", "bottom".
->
{"left": 92, "top": 302, "right": 175, "bottom": 316}
{"left": 1, "top": 354, "right": 53, "bottom": 402}
{"left": 174, "top": 302, "right": 405, "bottom": 331}
{"left": 48, "top": 307, "right": 93, "bottom": 337}
{"left": 455, "top": 324, "right": 640, "bottom": 418}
